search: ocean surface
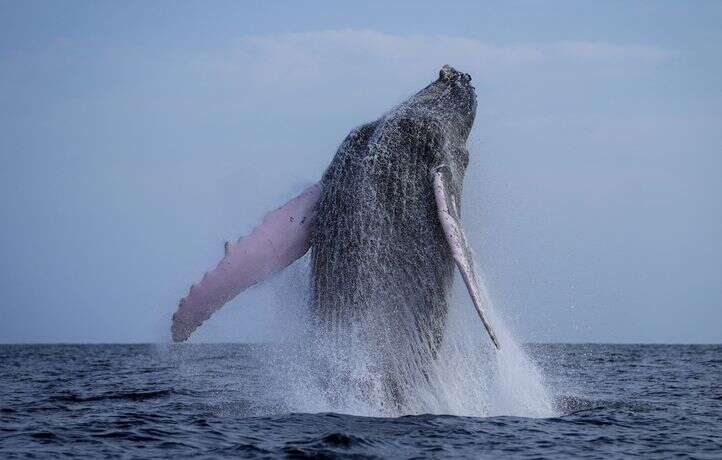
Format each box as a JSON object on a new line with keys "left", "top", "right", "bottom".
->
{"left": 1, "top": 344, "right": 720, "bottom": 458}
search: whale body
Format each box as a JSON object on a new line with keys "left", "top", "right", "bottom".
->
{"left": 171, "top": 66, "right": 498, "bottom": 372}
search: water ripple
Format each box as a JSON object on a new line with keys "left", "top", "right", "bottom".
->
{"left": 0, "top": 344, "right": 720, "bottom": 458}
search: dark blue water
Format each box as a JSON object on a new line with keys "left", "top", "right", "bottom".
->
{"left": 1, "top": 344, "right": 720, "bottom": 458}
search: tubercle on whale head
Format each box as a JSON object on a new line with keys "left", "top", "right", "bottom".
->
{"left": 406, "top": 65, "right": 477, "bottom": 142}
{"left": 438, "top": 64, "right": 472, "bottom": 85}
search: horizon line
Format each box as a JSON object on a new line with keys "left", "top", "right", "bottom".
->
{"left": 0, "top": 341, "right": 720, "bottom": 346}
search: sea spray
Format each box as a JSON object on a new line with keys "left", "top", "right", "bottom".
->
{"left": 260, "top": 261, "right": 556, "bottom": 418}
{"left": 424, "top": 279, "right": 555, "bottom": 418}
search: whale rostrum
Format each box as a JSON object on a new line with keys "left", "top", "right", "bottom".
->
{"left": 171, "top": 65, "right": 500, "bottom": 352}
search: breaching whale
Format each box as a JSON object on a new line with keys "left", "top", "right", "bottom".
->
{"left": 171, "top": 66, "right": 499, "bottom": 359}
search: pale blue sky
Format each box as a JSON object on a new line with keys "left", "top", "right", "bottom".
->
{"left": 1, "top": 1, "right": 720, "bottom": 343}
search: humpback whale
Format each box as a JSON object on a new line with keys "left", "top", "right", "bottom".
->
{"left": 171, "top": 66, "right": 499, "bottom": 363}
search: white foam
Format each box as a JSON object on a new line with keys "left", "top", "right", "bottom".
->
{"left": 264, "top": 266, "right": 557, "bottom": 418}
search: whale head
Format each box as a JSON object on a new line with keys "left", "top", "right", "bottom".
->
{"left": 404, "top": 65, "right": 477, "bottom": 140}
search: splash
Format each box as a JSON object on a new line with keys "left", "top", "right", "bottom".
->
{"left": 263, "top": 262, "right": 556, "bottom": 418}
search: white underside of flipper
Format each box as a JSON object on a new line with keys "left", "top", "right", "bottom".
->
{"left": 432, "top": 165, "right": 500, "bottom": 349}
{"left": 171, "top": 183, "right": 321, "bottom": 342}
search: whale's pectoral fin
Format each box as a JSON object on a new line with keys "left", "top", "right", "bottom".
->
{"left": 171, "top": 183, "right": 321, "bottom": 342}
{"left": 432, "top": 165, "right": 500, "bottom": 349}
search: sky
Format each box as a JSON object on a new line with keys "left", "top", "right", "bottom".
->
{"left": 1, "top": 1, "right": 720, "bottom": 343}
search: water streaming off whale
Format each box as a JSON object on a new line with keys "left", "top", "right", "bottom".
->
{"left": 262, "top": 260, "right": 556, "bottom": 418}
